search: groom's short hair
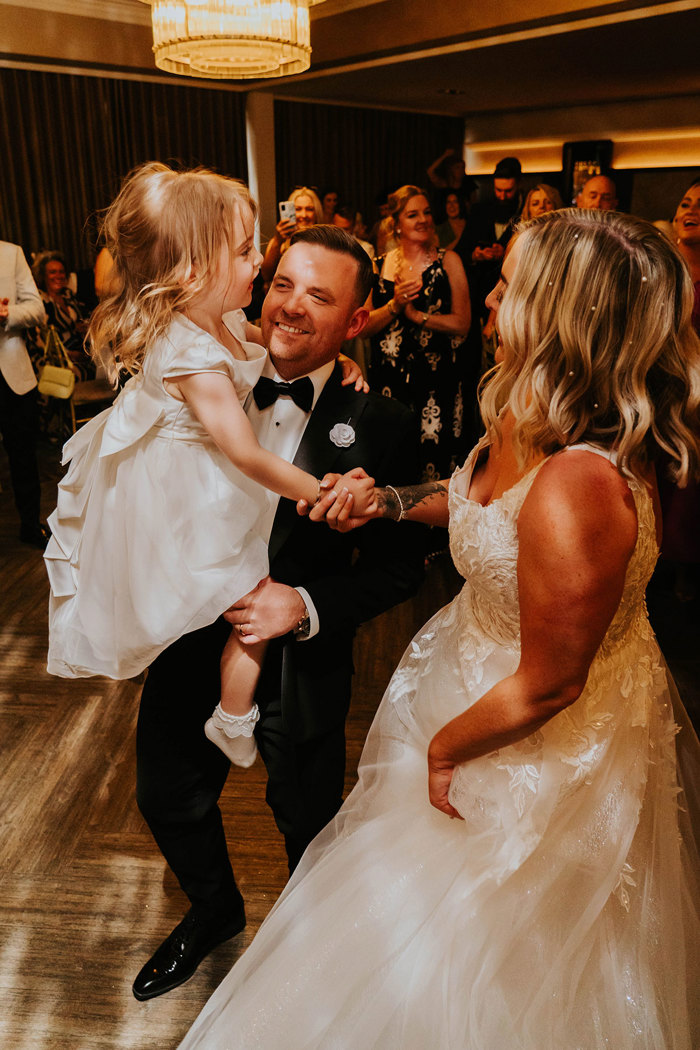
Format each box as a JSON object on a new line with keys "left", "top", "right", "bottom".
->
{"left": 290, "top": 225, "right": 373, "bottom": 307}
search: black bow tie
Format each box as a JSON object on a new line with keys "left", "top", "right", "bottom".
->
{"left": 253, "top": 375, "right": 314, "bottom": 413}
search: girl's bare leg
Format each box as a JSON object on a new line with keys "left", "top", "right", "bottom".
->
{"left": 204, "top": 630, "right": 267, "bottom": 768}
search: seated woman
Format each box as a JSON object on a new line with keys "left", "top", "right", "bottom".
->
{"left": 30, "top": 251, "right": 94, "bottom": 381}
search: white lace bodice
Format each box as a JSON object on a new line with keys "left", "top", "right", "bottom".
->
{"left": 448, "top": 442, "right": 659, "bottom": 655}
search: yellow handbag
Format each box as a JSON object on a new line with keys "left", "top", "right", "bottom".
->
{"left": 37, "top": 326, "right": 76, "bottom": 400}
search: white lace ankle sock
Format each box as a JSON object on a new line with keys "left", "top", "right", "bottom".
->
{"left": 204, "top": 703, "right": 260, "bottom": 768}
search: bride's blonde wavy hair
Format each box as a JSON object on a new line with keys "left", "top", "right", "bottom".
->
{"left": 89, "top": 162, "right": 255, "bottom": 382}
{"left": 479, "top": 207, "right": 700, "bottom": 485}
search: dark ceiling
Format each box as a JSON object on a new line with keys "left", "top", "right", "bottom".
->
{"left": 262, "top": 7, "right": 700, "bottom": 117}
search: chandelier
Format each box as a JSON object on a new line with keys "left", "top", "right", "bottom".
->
{"left": 137, "top": 1, "right": 326, "bottom": 80}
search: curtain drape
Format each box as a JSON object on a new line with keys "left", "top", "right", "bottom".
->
{"left": 0, "top": 68, "right": 248, "bottom": 271}
{"left": 274, "top": 99, "right": 464, "bottom": 226}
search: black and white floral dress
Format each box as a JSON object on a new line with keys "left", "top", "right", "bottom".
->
{"left": 369, "top": 251, "right": 466, "bottom": 481}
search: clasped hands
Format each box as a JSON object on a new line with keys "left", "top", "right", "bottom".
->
{"left": 392, "top": 276, "right": 422, "bottom": 313}
{"left": 224, "top": 470, "right": 376, "bottom": 644}
{"left": 301, "top": 468, "right": 378, "bottom": 532}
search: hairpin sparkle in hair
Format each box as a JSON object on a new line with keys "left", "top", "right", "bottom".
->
{"left": 641, "top": 276, "right": 647, "bottom": 282}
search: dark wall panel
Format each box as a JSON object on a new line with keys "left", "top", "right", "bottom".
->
{"left": 274, "top": 98, "right": 464, "bottom": 226}
{"left": 0, "top": 68, "right": 248, "bottom": 270}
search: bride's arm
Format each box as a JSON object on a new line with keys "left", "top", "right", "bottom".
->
{"left": 428, "top": 451, "right": 638, "bottom": 817}
{"left": 303, "top": 478, "right": 450, "bottom": 529}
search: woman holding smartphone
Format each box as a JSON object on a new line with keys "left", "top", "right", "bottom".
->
{"left": 260, "top": 187, "right": 323, "bottom": 286}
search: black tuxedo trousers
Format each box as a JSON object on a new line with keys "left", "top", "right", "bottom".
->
{"left": 136, "top": 369, "right": 425, "bottom": 919}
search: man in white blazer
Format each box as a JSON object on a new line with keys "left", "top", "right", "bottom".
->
{"left": 0, "top": 239, "right": 48, "bottom": 546}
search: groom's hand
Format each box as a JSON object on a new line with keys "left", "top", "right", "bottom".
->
{"left": 224, "top": 576, "right": 306, "bottom": 644}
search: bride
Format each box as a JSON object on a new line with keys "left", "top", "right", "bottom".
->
{"left": 179, "top": 209, "right": 700, "bottom": 1049}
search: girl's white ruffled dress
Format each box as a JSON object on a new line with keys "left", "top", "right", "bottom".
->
{"left": 45, "top": 311, "right": 270, "bottom": 679}
{"left": 179, "top": 444, "right": 700, "bottom": 1050}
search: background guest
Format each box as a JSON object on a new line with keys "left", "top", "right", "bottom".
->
{"left": 435, "top": 191, "right": 468, "bottom": 250}
{"left": 426, "top": 147, "right": 478, "bottom": 223}
{"left": 0, "top": 237, "right": 48, "bottom": 547}
{"left": 367, "top": 189, "right": 392, "bottom": 252}
{"left": 480, "top": 183, "right": 566, "bottom": 346}
{"left": 320, "top": 187, "right": 339, "bottom": 224}
{"left": 520, "top": 183, "right": 564, "bottom": 221}
{"left": 465, "top": 156, "right": 523, "bottom": 325}
{"left": 31, "top": 250, "right": 94, "bottom": 381}
{"left": 576, "top": 173, "right": 618, "bottom": 210}
{"left": 332, "top": 205, "right": 375, "bottom": 259}
{"left": 657, "top": 176, "right": 700, "bottom": 600}
{"left": 364, "top": 185, "right": 471, "bottom": 486}
{"left": 261, "top": 186, "right": 323, "bottom": 285}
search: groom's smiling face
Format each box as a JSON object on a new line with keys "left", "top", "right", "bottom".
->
{"left": 261, "top": 243, "right": 367, "bottom": 381}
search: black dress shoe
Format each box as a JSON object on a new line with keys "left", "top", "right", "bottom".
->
{"left": 132, "top": 905, "right": 246, "bottom": 1001}
{"left": 19, "top": 522, "right": 51, "bottom": 549}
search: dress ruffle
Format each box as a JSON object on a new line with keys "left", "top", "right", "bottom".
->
{"left": 179, "top": 444, "right": 700, "bottom": 1050}
{"left": 46, "top": 312, "right": 270, "bottom": 679}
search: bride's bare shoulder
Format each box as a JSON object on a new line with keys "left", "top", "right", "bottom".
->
{"left": 519, "top": 449, "right": 638, "bottom": 565}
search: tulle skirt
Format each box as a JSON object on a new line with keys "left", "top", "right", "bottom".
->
{"left": 179, "top": 593, "right": 700, "bottom": 1049}
{"left": 46, "top": 412, "right": 269, "bottom": 679}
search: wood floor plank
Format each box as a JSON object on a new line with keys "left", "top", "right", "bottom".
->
{"left": 1, "top": 441, "right": 697, "bottom": 1049}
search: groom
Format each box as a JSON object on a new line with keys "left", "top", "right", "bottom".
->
{"left": 132, "top": 226, "right": 424, "bottom": 999}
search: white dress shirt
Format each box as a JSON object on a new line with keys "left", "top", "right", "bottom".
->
{"left": 245, "top": 356, "right": 336, "bottom": 639}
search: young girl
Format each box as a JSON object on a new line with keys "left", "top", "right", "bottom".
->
{"left": 45, "top": 162, "right": 375, "bottom": 767}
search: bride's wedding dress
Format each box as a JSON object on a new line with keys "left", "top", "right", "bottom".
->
{"left": 179, "top": 444, "right": 700, "bottom": 1050}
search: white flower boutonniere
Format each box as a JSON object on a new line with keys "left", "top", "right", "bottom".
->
{"left": 329, "top": 422, "right": 355, "bottom": 448}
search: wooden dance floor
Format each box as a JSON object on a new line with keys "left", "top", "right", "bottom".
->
{"left": 0, "top": 440, "right": 461, "bottom": 1050}
{"left": 2, "top": 440, "right": 698, "bottom": 1049}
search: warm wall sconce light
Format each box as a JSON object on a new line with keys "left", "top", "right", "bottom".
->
{"left": 136, "top": 0, "right": 326, "bottom": 80}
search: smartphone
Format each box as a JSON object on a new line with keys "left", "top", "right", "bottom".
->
{"left": 279, "top": 200, "right": 296, "bottom": 223}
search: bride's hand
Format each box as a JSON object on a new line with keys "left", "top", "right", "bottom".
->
{"left": 427, "top": 741, "right": 463, "bottom": 819}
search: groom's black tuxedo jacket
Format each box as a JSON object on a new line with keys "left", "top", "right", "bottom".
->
{"left": 261, "top": 362, "right": 424, "bottom": 742}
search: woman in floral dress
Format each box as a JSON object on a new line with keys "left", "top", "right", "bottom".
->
{"left": 365, "top": 185, "right": 473, "bottom": 481}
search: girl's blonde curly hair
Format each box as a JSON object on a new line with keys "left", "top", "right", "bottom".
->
{"left": 89, "top": 162, "right": 255, "bottom": 382}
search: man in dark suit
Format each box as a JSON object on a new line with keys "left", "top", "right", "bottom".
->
{"left": 459, "top": 157, "right": 524, "bottom": 326}
{"left": 132, "top": 226, "right": 424, "bottom": 1000}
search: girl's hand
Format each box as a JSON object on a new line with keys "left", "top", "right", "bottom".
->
{"left": 339, "top": 353, "right": 369, "bottom": 393}
{"left": 427, "top": 739, "right": 463, "bottom": 819}
{"left": 296, "top": 470, "right": 378, "bottom": 531}
{"left": 338, "top": 467, "right": 376, "bottom": 517}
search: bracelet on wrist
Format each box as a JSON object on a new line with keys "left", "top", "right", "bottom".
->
{"left": 385, "top": 484, "right": 405, "bottom": 522}
{"left": 387, "top": 299, "right": 399, "bottom": 316}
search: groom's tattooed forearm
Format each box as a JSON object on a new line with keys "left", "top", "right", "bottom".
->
{"left": 377, "top": 481, "right": 448, "bottom": 520}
